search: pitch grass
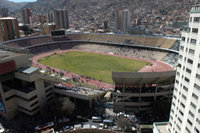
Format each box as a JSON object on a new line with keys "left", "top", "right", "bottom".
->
{"left": 39, "top": 51, "right": 149, "bottom": 84}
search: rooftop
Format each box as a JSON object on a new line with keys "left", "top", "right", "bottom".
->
{"left": 190, "top": 4, "right": 200, "bottom": 13}
{"left": 0, "top": 17, "right": 16, "bottom": 20}
{"left": 0, "top": 49, "right": 18, "bottom": 60}
{"left": 153, "top": 122, "right": 168, "bottom": 133}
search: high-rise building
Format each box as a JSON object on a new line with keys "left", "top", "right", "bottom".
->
{"left": 47, "top": 11, "right": 54, "bottom": 23}
{"left": 22, "top": 8, "right": 31, "bottom": 25}
{"left": 0, "top": 8, "right": 9, "bottom": 17}
{"left": 55, "top": 9, "right": 69, "bottom": 29}
{"left": 168, "top": 4, "right": 200, "bottom": 133}
{"left": 114, "top": 9, "right": 130, "bottom": 33}
{"left": 114, "top": 8, "right": 121, "bottom": 32}
{"left": 0, "top": 17, "right": 20, "bottom": 42}
{"left": 121, "top": 9, "right": 130, "bottom": 33}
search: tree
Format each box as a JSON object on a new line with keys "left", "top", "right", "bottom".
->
{"left": 60, "top": 97, "right": 75, "bottom": 116}
{"left": 20, "top": 25, "right": 34, "bottom": 35}
{"left": 41, "top": 97, "right": 75, "bottom": 118}
{"left": 117, "top": 117, "right": 132, "bottom": 132}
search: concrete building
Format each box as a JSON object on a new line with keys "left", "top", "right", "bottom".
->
{"left": 22, "top": 8, "right": 31, "bottom": 25}
{"left": 0, "top": 47, "right": 104, "bottom": 120}
{"left": 168, "top": 4, "right": 200, "bottom": 133}
{"left": 0, "top": 49, "right": 55, "bottom": 119}
{"left": 55, "top": 9, "right": 69, "bottom": 29}
{"left": 112, "top": 71, "right": 175, "bottom": 113}
{"left": 0, "top": 17, "right": 20, "bottom": 42}
{"left": 114, "top": 9, "right": 130, "bottom": 33}
{"left": 0, "top": 8, "right": 9, "bottom": 17}
{"left": 47, "top": 11, "right": 54, "bottom": 23}
{"left": 114, "top": 8, "right": 121, "bottom": 32}
{"left": 121, "top": 9, "right": 130, "bottom": 33}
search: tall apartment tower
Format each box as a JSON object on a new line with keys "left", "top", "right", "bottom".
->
{"left": 168, "top": 4, "right": 200, "bottom": 133}
{"left": 47, "top": 11, "right": 54, "bottom": 23}
{"left": 22, "top": 8, "right": 31, "bottom": 25}
{"left": 121, "top": 9, "right": 130, "bottom": 33}
{"left": 55, "top": 9, "right": 69, "bottom": 29}
{"left": 0, "top": 8, "right": 9, "bottom": 17}
{"left": 114, "top": 8, "right": 121, "bottom": 32}
{"left": 0, "top": 17, "right": 20, "bottom": 42}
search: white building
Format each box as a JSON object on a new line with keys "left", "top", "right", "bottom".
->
{"left": 168, "top": 4, "right": 200, "bottom": 133}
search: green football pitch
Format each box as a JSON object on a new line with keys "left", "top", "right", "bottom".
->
{"left": 39, "top": 51, "right": 149, "bottom": 84}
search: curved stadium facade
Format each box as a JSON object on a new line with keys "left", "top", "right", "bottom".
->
{"left": 0, "top": 33, "right": 178, "bottom": 119}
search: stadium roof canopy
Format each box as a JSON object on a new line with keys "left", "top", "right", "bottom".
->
{"left": 112, "top": 71, "right": 176, "bottom": 85}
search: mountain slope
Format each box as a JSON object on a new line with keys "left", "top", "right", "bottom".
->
{"left": 0, "top": 0, "right": 27, "bottom": 11}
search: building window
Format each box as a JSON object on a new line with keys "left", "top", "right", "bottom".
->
{"left": 186, "top": 127, "right": 191, "bottom": 133}
{"left": 18, "top": 105, "right": 39, "bottom": 113}
{"left": 192, "top": 93, "right": 198, "bottom": 100}
{"left": 190, "top": 39, "right": 197, "bottom": 45}
{"left": 194, "top": 17, "right": 200, "bottom": 22}
{"left": 183, "top": 86, "right": 188, "bottom": 91}
{"left": 44, "top": 81, "right": 51, "bottom": 88}
{"left": 192, "top": 28, "right": 198, "bottom": 33}
{"left": 196, "top": 74, "right": 200, "bottom": 80}
{"left": 187, "top": 119, "right": 193, "bottom": 126}
{"left": 46, "top": 92, "right": 54, "bottom": 97}
{"left": 187, "top": 59, "right": 193, "bottom": 64}
{"left": 177, "top": 63, "right": 182, "bottom": 68}
{"left": 173, "top": 95, "right": 177, "bottom": 100}
{"left": 177, "top": 124, "right": 181, "bottom": 131}
{"left": 179, "top": 110, "right": 184, "bottom": 116}
{"left": 189, "top": 111, "right": 194, "bottom": 118}
{"left": 191, "top": 102, "right": 196, "bottom": 109}
{"left": 190, "top": 17, "right": 193, "bottom": 22}
{"left": 194, "top": 127, "right": 199, "bottom": 133}
{"left": 182, "top": 94, "right": 186, "bottom": 100}
{"left": 178, "top": 117, "right": 182, "bottom": 123}
{"left": 179, "top": 55, "right": 183, "bottom": 59}
{"left": 177, "top": 72, "right": 180, "bottom": 76}
{"left": 196, "top": 118, "right": 200, "bottom": 124}
{"left": 180, "top": 46, "right": 184, "bottom": 51}
{"left": 184, "top": 77, "right": 190, "bottom": 83}
{"left": 186, "top": 68, "right": 191, "bottom": 74}
{"left": 181, "top": 37, "right": 186, "bottom": 41}
{"left": 198, "top": 63, "right": 200, "bottom": 68}
{"left": 15, "top": 95, "right": 37, "bottom": 102}
{"left": 189, "top": 49, "right": 195, "bottom": 55}
{"left": 180, "top": 102, "right": 185, "bottom": 108}
{"left": 194, "top": 84, "right": 200, "bottom": 91}
{"left": 45, "top": 87, "right": 53, "bottom": 93}
{"left": 30, "top": 101, "right": 38, "bottom": 107}
{"left": 5, "top": 95, "right": 15, "bottom": 101}
{"left": 175, "top": 87, "right": 178, "bottom": 92}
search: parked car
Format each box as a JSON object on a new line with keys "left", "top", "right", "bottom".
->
{"left": 92, "top": 116, "right": 102, "bottom": 122}
{"left": 0, "top": 123, "right": 5, "bottom": 133}
{"left": 98, "top": 123, "right": 104, "bottom": 129}
{"left": 58, "top": 117, "right": 70, "bottom": 124}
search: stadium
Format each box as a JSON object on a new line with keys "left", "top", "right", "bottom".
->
{"left": 0, "top": 33, "right": 178, "bottom": 119}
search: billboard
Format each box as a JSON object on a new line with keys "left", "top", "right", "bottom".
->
{"left": 51, "top": 30, "right": 65, "bottom": 36}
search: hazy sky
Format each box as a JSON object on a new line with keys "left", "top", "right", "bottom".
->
{"left": 9, "top": 0, "right": 36, "bottom": 3}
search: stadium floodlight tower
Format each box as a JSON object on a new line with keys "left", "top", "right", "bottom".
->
{"left": 168, "top": 4, "right": 200, "bottom": 133}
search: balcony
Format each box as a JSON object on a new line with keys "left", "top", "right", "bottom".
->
{"left": 190, "top": 5, "right": 200, "bottom": 13}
